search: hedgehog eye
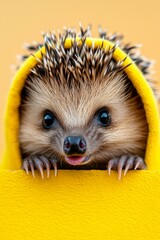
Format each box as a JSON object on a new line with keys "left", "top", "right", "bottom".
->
{"left": 97, "top": 109, "right": 111, "bottom": 127}
{"left": 43, "top": 111, "right": 55, "bottom": 129}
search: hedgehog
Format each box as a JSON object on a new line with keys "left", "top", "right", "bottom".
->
{"left": 19, "top": 25, "right": 155, "bottom": 180}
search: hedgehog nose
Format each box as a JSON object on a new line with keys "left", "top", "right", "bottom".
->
{"left": 63, "top": 136, "right": 87, "bottom": 155}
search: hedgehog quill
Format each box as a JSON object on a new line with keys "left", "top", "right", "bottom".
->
{"left": 19, "top": 26, "right": 152, "bottom": 179}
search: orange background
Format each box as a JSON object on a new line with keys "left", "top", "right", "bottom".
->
{"left": 0, "top": 0, "right": 160, "bottom": 157}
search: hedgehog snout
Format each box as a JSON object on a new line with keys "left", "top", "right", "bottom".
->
{"left": 63, "top": 135, "right": 87, "bottom": 156}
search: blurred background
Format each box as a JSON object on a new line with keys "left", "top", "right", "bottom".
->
{"left": 0, "top": 0, "right": 160, "bottom": 157}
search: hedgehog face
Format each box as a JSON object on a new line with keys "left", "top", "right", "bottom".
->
{"left": 19, "top": 71, "right": 148, "bottom": 168}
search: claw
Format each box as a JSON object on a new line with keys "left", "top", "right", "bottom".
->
{"left": 107, "top": 155, "right": 146, "bottom": 179}
{"left": 134, "top": 161, "right": 140, "bottom": 170}
{"left": 134, "top": 157, "right": 146, "bottom": 170}
{"left": 107, "top": 159, "right": 115, "bottom": 175}
{"left": 34, "top": 157, "right": 44, "bottom": 179}
{"left": 123, "top": 164, "right": 130, "bottom": 176}
{"left": 124, "top": 156, "right": 134, "bottom": 176}
{"left": 50, "top": 159, "right": 58, "bottom": 176}
{"left": 117, "top": 155, "right": 127, "bottom": 180}
{"left": 46, "top": 164, "right": 50, "bottom": 178}
{"left": 21, "top": 160, "right": 29, "bottom": 175}
{"left": 22, "top": 155, "right": 59, "bottom": 178}
{"left": 39, "top": 156, "right": 51, "bottom": 178}
{"left": 29, "top": 159, "right": 35, "bottom": 178}
{"left": 118, "top": 168, "right": 122, "bottom": 180}
{"left": 124, "top": 163, "right": 130, "bottom": 176}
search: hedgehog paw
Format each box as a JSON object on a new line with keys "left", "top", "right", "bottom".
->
{"left": 107, "top": 155, "right": 146, "bottom": 180}
{"left": 21, "top": 155, "right": 58, "bottom": 179}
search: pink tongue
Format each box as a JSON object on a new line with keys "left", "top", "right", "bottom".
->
{"left": 65, "top": 156, "right": 86, "bottom": 166}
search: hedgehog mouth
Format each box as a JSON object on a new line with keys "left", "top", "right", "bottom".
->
{"left": 64, "top": 155, "right": 90, "bottom": 166}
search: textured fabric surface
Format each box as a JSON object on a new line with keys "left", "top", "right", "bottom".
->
{"left": 0, "top": 170, "right": 160, "bottom": 240}
{"left": 1, "top": 37, "right": 160, "bottom": 170}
